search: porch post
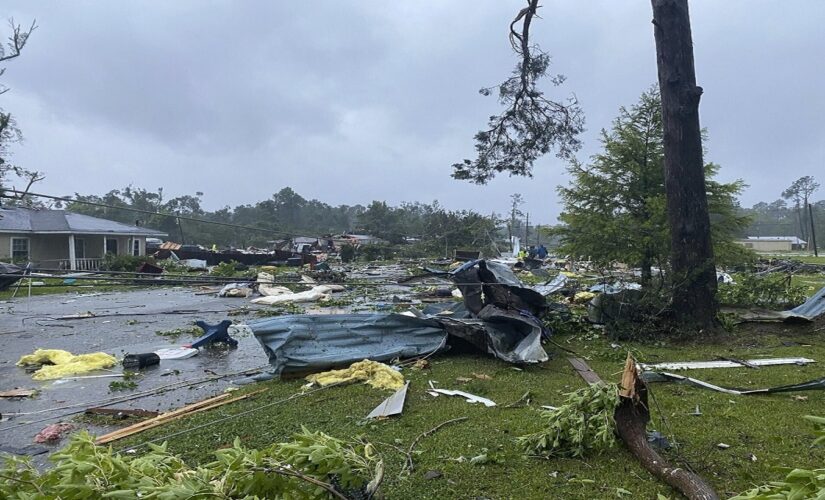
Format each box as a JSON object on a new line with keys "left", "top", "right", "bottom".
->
{"left": 68, "top": 234, "right": 77, "bottom": 270}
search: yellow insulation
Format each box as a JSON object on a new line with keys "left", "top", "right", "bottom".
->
{"left": 305, "top": 359, "right": 405, "bottom": 391}
{"left": 17, "top": 349, "right": 117, "bottom": 380}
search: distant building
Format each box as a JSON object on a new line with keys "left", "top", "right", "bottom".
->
{"left": 0, "top": 207, "right": 166, "bottom": 270}
{"left": 736, "top": 236, "right": 807, "bottom": 252}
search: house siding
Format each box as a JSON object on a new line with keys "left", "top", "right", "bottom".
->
{"left": 736, "top": 239, "right": 792, "bottom": 252}
{"left": 1, "top": 233, "right": 149, "bottom": 266}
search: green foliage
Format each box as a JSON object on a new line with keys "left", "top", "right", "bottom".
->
{"left": 451, "top": 3, "right": 583, "bottom": 184}
{"left": 718, "top": 273, "right": 808, "bottom": 309}
{"left": 210, "top": 260, "right": 240, "bottom": 277}
{"left": 339, "top": 244, "right": 356, "bottom": 263}
{"left": 100, "top": 254, "right": 156, "bottom": 272}
{"left": 0, "top": 429, "right": 381, "bottom": 499}
{"left": 358, "top": 243, "right": 395, "bottom": 262}
{"left": 731, "top": 415, "right": 825, "bottom": 499}
{"left": 556, "top": 88, "right": 752, "bottom": 284}
{"left": 155, "top": 324, "right": 202, "bottom": 339}
{"left": 255, "top": 302, "right": 305, "bottom": 317}
{"left": 517, "top": 382, "right": 619, "bottom": 458}
{"left": 108, "top": 379, "right": 138, "bottom": 392}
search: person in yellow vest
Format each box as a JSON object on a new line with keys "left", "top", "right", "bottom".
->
{"left": 517, "top": 248, "right": 527, "bottom": 261}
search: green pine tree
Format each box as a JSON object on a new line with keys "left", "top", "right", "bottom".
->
{"left": 556, "top": 88, "right": 752, "bottom": 287}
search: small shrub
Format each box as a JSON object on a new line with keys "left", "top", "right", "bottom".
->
{"left": 210, "top": 260, "right": 239, "bottom": 277}
{"left": 340, "top": 244, "right": 357, "bottom": 263}
{"left": 100, "top": 254, "right": 155, "bottom": 272}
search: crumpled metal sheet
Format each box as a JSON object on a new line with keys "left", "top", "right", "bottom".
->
{"left": 449, "top": 259, "right": 547, "bottom": 316}
{"left": 788, "top": 284, "right": 825, "bottom": 320}
{"left": 439, "top": 305, "right": 548, "bottom": 364}
{"left": 250, "top": 313, "right": 447, "bottom": 375}
{"left": 729, "top": 284, "right": 825, "bottom": 323}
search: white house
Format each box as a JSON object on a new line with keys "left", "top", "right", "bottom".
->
{"left": 736, "top": 236, "right": 807, "bottom": 252}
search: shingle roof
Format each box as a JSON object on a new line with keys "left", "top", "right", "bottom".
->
{"left": 0, "top": 207, "right": 167, "bottom": 236}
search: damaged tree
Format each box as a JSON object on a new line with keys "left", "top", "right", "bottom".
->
{"left": 615, "top": 355, "right": 719, "bottom": 499}
{"left": 0, "top": 18, "right": 42, "bottom": 205}
{"left": 651, "top": 0, "right": 718, "bottom": 329}
{"left": 451, "top": 0, "right": 583, "bottom": 184}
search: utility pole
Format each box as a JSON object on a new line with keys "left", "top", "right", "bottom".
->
{"left": 809, "top": 203, "right": 819, "bottom": 257}
{"left": 177, "top": 217, "right": 186, "bottom": 245}
{"left": 524, "top": 213, "right": 530, "bottom": 246}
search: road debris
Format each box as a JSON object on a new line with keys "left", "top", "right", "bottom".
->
{"left": 306, "top": 360, "right": 405, "bottom": 391}
{"left": 366, "top": 381, "right": 410, "bottom": 418}
{"left": 17, "top": 349, "right": 117, "bottom": 380}
{"left": 34, "top": 423, "right": 75, "bottom": 443}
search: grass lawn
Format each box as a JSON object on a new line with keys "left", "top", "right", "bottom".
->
{"left": 112, "top": 318, "right": 825, "bottom": 499}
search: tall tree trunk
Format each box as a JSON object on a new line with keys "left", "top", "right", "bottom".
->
{"left": 651, "top": 0, "right": 718, "bottom": 329}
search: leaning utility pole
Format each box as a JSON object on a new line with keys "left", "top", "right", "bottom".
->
{"left": 651, "top": 0, "right": 718, "bottom": 329}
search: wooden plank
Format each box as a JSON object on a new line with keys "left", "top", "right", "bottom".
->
{"left": 567, "top": 357, "right": 603, "bottom": 385}
{"left": 95, "top": 390, "right": 265, "bottom": 445}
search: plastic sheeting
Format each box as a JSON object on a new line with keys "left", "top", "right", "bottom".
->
{"left": 250, "top": 313, "right": 448, "bottom": 375}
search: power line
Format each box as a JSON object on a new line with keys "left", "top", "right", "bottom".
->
{"left": 1, "top": 189, "right": 296, "bottom": 238}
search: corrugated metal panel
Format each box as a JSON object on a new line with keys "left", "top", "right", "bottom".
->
{"left": 250, "top": 313, "right": 448, "bottom": 375}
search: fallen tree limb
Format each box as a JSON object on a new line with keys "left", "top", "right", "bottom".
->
{"left": 404, "top": 417, "right": 468, "bottom": 473}
{"left": 615, "top": 355, "right": 719, "bottom": 500}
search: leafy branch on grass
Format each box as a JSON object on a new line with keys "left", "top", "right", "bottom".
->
{"left": 517, "top": 382, "right": 619, "bottom": 458}
{"left": 0, "top": 428, "right": 382, "bottom": 499}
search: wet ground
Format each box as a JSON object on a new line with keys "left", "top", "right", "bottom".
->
{"left": 0, "top": 287, "right": 274, "bottom": 460}
{"left": 0, "top": 264, "right": 453, "bottom": 462}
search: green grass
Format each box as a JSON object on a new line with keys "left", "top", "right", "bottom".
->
{"left": 110, "top": 321, "right": 825, "bottom": 499}
{"left": 0, "top": 277, "right": 144, "bottom": 300}
{"left": 794, "top": 255, "right": 825, "bottom": 264}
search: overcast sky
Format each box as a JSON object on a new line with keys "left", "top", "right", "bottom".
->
{"left": 2, "top": 1, "right": 823, "bottom": 223}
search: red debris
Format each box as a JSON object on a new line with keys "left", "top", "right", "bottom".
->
{"left": 34, "top": 423, "right": 74, "bottom": 443}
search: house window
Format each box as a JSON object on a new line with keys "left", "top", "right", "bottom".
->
{"left": 11, "top": 237, "right": 29, "bottom": 262}
{"left": 74, "top": 238, "right": 86, "bottom": 259}
{"left": 105, "top": 238, "right": 118, "bottom": 255}
{"left": 132, "top": 239, "right": 140, "bottom": 256}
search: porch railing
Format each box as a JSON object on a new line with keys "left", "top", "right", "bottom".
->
{"left": 57, "top": 258, "right": 104, "bottom": 271}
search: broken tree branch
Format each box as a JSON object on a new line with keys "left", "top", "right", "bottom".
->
{"left": 404, "top": 416, "right": 468, "bottom": 473}
{"left": 614, "top": 355, "right": 719, "bottom": 500}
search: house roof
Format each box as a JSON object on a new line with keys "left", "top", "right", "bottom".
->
{"left": 0, "top": 207, "right": 167, "bottom": 236}
{"left": 746, "top": 236, "right": 807, "bottom": 244}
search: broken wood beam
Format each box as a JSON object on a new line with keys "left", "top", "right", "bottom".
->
{"left": 95, "top": 389, "right": 266, "bottom": 445}
{"left": 615, "top": 355, "right": 719, "bottom": 500}
{"left": 567, "top": 357, "right": 603, "bottom": 384}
